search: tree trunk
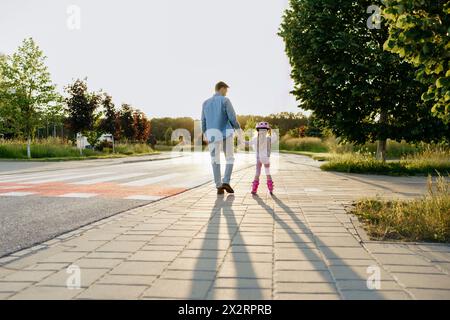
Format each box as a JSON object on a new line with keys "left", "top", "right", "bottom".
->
{"left": 376, "top": 139, "right": 387, "bottom": 162}
{"left": 376, "top": 110, "right": 388, "bottom": 162}
{"left": 77, "top": 133, "right": 83, "bottom": 156}
{"left": 27, "top": 136, "right": 31, "bottom": 159}
{"left": 53, "top": 124, "right": 56, "bottom": 138}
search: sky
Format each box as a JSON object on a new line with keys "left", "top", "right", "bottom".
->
{"left": 0, "top": 0, "right": 300, "bottom": 119}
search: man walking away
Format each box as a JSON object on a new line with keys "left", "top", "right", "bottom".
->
{"left": 202, "top": 82, "right": 241, "bottom": 195}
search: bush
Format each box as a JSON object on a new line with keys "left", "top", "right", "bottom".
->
{"left": 401, "top": 148, "right": 450, "bottom": 174}
{"left": 0, "top": 138, "right": 154, "bottom": 159}
{"left": 114, "top": 143, "right": 153, "bottom": 155}
{"left": 351, "top": 175, "right": 450, "bottom": 242}
{"left": 280, "top": 135, "right": 446, "bottom": 160}
{"left": 321, "top": 149, "right": 450, "bottom": 176}
{"left": 325, "top": 137, "right": 422, "bottom": 158}
{"left": 280, "top": 135, "right": 329, "bottom": 153}
{"left": 0, "top": 138, "right": 99, "bottom": 159}
{"left": 97, "top": 140, "right": 113, "bottom": 152}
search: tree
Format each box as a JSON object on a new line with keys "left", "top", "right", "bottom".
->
{"left": 164, "top": 127, "right": 173, "bottom": 145}
{"left": 0, "top": 53, "right": 4, "bottom": 78}
{"left": 237, "top": 112, "right": 308, "bottom": 136}
{"left": 133, "top": 110, "right": 151, "bottom": 142}
{"left": 42, "top": 97, "right": 65, "bottom": 138}
{"left": 244, "top": 117, "right": 258, "bottom": 133}
{"left": 279, "top": 0, "right": 449, "bottom": 162}
{"left": 99, "top": 93, "right": 117, "bottom": 136}
{"left": 150, "top": 117, "right": 195, "bottom": 142}
{"left": 0, "top": 53, "right": 8, "bottom": 136}
{"left": 119, "top": 104, "right": 135, "bottom": 141}
{"left": 265, "top": 112, "right": 308, "bottom": 136}
{"left": 65, "top": 78, "right": 101, "bottom": 151}
{"left": 0, "top": 38, "right": 59, "bottom": 157}
{"left": 305, "top": 114, "right": 324, "bottom": 138}
{"left": 383, "top": 0, "right": 450, "bottom": 122}
{"left": 84, "top": 129, "right": 103, "bottom": 149}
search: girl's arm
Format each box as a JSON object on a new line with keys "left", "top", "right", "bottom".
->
{"left": 244, "top": 136, "right": 256, "bottom": 148}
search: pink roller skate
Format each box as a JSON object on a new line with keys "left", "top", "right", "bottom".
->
{"left": 251, "top": 180, "right": 260, "bottom": 195}
{"left": 267, "top": 180, "right": 274, "bottom": 195}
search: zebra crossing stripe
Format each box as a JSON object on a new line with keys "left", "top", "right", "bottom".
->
{"left": 120, "top": 173, "right": 181, "bottom": 187}
{"left": 71, "top": 172, "right": 146, "bottom": 185}
{"left": 26, "top": 172, "right": 113, "bottom": 184}
{"left": 0, "top": 169, "right": 85, "bottom": 183}
{"left": 58, "top": 193, "right": 98, "bottom": 198}
{"left": 0, "top": 186, "right": 33, "bottom": 189}
{"left": 170, "top": 176, "right": 210, "bottom": 188}
{"left": 0, "top": 191, "right": 36, "bottom": 197}
{"left": 304, "top": 188, "right": 322, "bottom": 192}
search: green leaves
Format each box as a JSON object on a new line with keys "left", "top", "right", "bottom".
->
{"left": 65, "top": 78, "right": 101, "bottom": 137}
{"left": 0, "top": 38, "right": 59, "bottom": 142}
{"left": 383, "top": 0, "right": 450, "bottom": 122}
{"left": 279, "top": 0, "right": 449, "bottom": 146}
{"left": 422, "top": 90, "right": 435, "bottom": 101}
{"left": 436, "top": 76, "right": 450, "bottom": 88}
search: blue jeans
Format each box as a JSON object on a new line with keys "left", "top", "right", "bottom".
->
{"left": 208, "top": 135, "right": 235, "bottom": 188}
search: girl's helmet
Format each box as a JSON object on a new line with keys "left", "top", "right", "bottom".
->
{"left": 256, "top": 122, "right": 271, "bottom": 130}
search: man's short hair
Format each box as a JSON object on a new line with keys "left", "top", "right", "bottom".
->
{"left": 215, "top": 81, "right": 229, "bottom": 92}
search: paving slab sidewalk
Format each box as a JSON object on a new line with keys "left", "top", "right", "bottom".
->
{"left": 0, "top": 154, "right": 449, "bottom": 300}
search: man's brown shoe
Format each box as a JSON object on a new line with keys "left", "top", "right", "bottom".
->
{"left": 217, "top": 187, "right": 225, "bottom": 195}
{"left": 221, "top": 183, "right": 234, "bottom": 194}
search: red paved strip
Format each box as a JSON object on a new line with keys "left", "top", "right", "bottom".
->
{"left": 0, "top": 182, "right": 186, "bottom": 199}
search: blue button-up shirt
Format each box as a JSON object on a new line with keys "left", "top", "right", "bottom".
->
{"left": 202, "top": 93, "right": 241, "bottom": 143}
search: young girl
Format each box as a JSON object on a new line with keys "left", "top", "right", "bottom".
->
{"left": 245, "top": 122, "right": 277, "bottom": 195}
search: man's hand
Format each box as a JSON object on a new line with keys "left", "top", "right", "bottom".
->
{"left": 236, "top": 129, "right": 244, "bottom": 143}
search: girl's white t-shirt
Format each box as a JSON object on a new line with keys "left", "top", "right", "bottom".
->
{"left": 246, "top": 132, "right": 278, "bottom": 163}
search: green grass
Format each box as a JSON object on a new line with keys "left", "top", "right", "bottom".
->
{"left": 320, "top": 149, "right": 450, "bottom": 176}
{"left": 153, "top": 144, "right": 176, "bottom": 152}
{"left": 0, "top": 139, "right": 157, "bottom": 160}
{"left": 350, "top": 176, "right": 450, "bottom": 243}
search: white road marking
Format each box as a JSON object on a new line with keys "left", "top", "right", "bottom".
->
{"left": 171, "top": 176, "right": 211, "bottom": 188}
{"left": 26, "top": 172, "right": 113, "bottom": 184}
{"left": 125, "top": 195, "right": 163, "bottom": 201}
{"left": 304, "top": 188, "right": 322, "bottom": 192}
{"left": 58, "top": 193, "right": 98, "bottom": 198}
{"left": 71, "top": 172, "right": 145, "bottom": 185}
{"left": 0, "top": 186, "right": 34, "bottom": 191}
{"left": 120, "top": 173, "right": 181, "bottom": 187}
{"left": 0, "top": 169, "right": 85, "bottom": 183}
{"left": 0, "top": 191, "right": 36, "bottom": 197}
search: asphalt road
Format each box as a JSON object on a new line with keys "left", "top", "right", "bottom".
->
{"left": 0, "top": 152, "right": 253, "bottom": 257}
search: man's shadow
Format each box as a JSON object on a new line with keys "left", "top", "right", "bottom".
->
{"left": 190, "top": 194, "right": 263, "bottom": 299}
